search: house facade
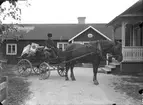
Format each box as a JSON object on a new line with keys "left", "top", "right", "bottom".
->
{"left": 107, "top": 0, "right": 143, "bottom": 73}
{"left": 0, "top": 17, "right": 121, "bottom": 64}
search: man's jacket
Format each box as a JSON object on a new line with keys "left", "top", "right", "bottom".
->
{"left": 44, "top": 39, "right": 56, "bottom": 48}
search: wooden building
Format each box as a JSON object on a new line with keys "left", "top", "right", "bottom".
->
{"left": 107, "top": 0, "right": 143, "bottom": 73}
{"left": 0, "top": 17, "right": 121, "bottom": 64}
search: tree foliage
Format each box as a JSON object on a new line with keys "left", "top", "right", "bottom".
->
{"left": 0, "top": 0, "right": 18, "bottom": 6}
{"left": 0, "top": 0, "right": 30, "bottom": 43}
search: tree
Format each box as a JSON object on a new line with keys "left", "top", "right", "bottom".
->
{"left": 0, "top": 0, "right": 18, "bottom": 6}
{"left": 0, "top": 0, "right": 30, "bottom": 43}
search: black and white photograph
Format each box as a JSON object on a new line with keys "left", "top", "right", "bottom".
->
{"left": 0, "top": 0, "right": 143, "bottom": 105}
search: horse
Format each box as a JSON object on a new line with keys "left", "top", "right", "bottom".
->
{"left": 56, "top": 40, "right": 122, "bottom": 85}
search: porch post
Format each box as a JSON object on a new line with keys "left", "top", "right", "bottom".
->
{"left": 112, "top": 26, "right": 115, "bottom": 42}
{"left": 140, "top": 22, "right": 143, "bottom": 46}
{"left": 121, "top": 22, "right": 126, "bottom": 62}
{"left": 121, "top": 22, "right": 126, "bottom": 47}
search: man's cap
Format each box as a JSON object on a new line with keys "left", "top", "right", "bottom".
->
{"left": 47, "top": 33, "right": 52, "bottom": 37}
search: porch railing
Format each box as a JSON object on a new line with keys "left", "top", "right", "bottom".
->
{"left": 123, "top": 46, "right": 143, "bottom": 62}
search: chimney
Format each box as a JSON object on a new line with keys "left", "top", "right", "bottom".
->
{"left": 77, "top": 17, "right": 86, "bottom": 24}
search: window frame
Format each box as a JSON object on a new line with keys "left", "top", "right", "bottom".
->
{"left": 57, "top": 42, "right": 68, "bottom": 51}
{"left": 6, "top": 44, "right": 17, "bottom": 55}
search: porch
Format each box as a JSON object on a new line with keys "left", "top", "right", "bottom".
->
{"left": 106, "top": 0, "right": 143, "bottom": 73}
{"left": 122, "top": 22, "right": 143, "bottom": 62}
{"left": 123, "top": 46, "right": 143, "bottom": 62}
{"left": 108, "top": 15, "right": 143, "bottom": 73}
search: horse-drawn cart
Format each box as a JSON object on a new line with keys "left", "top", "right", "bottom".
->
{"left": 16, "top": 40, "right": 122, "bottom": 85}
{"left": 16, "top": 43, "right": 66, "bottom": 79}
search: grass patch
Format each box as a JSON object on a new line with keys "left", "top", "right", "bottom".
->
{"left": 1, "top": 65, "right": 32, "bottom": 105}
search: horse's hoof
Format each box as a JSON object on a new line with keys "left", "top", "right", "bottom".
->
{"left": 94, "top": 81, "right": 99, "bottom": 85}
{"left": 72, "top": 78, "right": 76, "bottom": 81}
{"left": 65, "top": 78, "right": 69, "bottom": 81}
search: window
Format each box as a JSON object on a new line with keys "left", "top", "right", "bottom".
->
{"left": 87, "top": 33, "right": 93, "bottom": 38}
{"left": 64, "top": 44, "right": 68, "bottom": 50}
{"left": 132, "top": 26, "right": 143, "bottom": 46}
{"left": 6, "top": 44, "right": 17, "bottom": 55}
{"left": 58, "top": 44, "right": 63, "bottom": 50}
{"left": 125, "top": 24, "right": 132, "bottom": 46}
{"left": 125, "top": 24, "right": 143, "bottom": 46}
{"left": 57, "top": 42, "right": 68, "bottom": 51}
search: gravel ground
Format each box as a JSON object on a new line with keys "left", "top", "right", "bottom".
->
{"left": 98, "top": 74, "right": 143, "bottom": 105}
{"left": 24, "top": 67, "right": 143, "bottom": 105}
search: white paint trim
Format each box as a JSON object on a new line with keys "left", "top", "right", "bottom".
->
{"left": 57, "top": 42, "right": 69, "bottom": 51}
{"left": 72, "top": 41, "right": 90, "bottom": 44}
{"left": 68, "top": 26, "right": 112, "bottom": 42}
{"left": 6, "top": 44, "right": 17, "bottom": 55}
{"left": 90, "top": 26, "right": 112, "bottom": 41}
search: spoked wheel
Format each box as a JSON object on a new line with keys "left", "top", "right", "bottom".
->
{"left": 17, "top": 59, "right": 32, "bottom": 77}
{"left": 33, "top": 67, "right": 41, "bottom": 75}
{"left": 57, "top": 65, "right": 66, "bottom": 77}
{"left": 39, "top": 62, "right": 50, "bottom": 80}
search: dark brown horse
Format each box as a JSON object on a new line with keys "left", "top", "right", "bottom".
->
{"left": 56, "top": 40, "right": 122, "bottom": 85}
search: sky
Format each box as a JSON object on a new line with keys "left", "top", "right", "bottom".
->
{"left": 2, "top": 0, "right": 139, "bottom": 24}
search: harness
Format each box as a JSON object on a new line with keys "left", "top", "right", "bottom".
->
{"left": 86, "top": 40, "right": 107, "bottom": 60}
{"left": 50, "top": 40, "right": 121, "bottom": 63}
{"left": 58, "top": 41, "right": 106, "bottom": 62}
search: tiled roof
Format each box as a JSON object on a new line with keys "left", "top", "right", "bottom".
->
{"left": 6, "top": 24, "right": 121, "bottom": 40}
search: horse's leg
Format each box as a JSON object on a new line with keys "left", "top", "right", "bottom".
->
{"left": 65, "top": 63, "right": 70, "bottom": 81}
{"left": 70, "top": 63, "right": 76, "bottom": 81}
{"left": 92, "top": 56, "right": 100, "bottom": 85}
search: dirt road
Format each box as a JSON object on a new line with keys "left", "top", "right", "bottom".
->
{"left": 24, "top": 67, "right": 140, "bottom": 105}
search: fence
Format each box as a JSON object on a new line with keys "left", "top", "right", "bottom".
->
{"left": 0, "top": 76, "right": 8, "bottom": 105}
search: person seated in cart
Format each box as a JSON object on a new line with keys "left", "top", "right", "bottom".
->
{"left": 44, "top": 33, "right": 58, "bottom": 59}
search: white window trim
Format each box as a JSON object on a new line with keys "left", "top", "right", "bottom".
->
{"left": 57, "top": 42, "right": 68, "bottom": 51}
{"left": 6, "top": 44, "right": 17, "bottom": 55}
{"left": 73, "top": 41, "right": 90, "bottom": 44}
{"left": 82, "top": 41, "right": 90, "bottom": 44}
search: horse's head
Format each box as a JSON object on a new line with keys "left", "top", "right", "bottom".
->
{"left": 111, "top": 41, "right": 123, "bottom": 62}
{"left": 91, "top": 40, "right": 123, "bottom": 63}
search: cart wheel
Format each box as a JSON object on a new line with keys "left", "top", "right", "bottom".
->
{"left": 17, "top": 59, "right": 32, "bottom": 77}
{"left": 33, "top": 67, "right": 41, "bottom": 75}
{"left": 39, "top": 62, "right": 50, "bottom": 80}
{"left": 57, "top": 65, "right": 66, "bottom": 77}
